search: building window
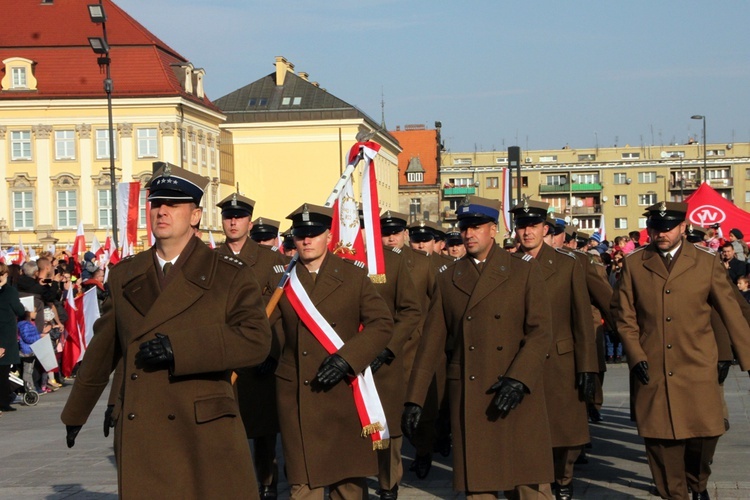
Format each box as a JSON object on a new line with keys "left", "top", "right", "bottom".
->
{"left": 57, "top": 190, "right": 78, "bottom": 228}
{"left": 55, "top": 130, "right": 76, "bottom": 160}
{"left": 292, "top": 97, "right": 302, "bottom": 105}
{"left": 746, "top": 191, "right": 750, "bottom": 203}
{"left": 707, "top": 168, "right": 729, "bottom": 180}
{"left": 11, "top": 131, "right": 32, "bottom": 160}
{"left": 191, "top": 136, "right": 197, "bottom": 164}
{"left": 453, "top": 158, "right": 472, "bottom": 165}
{"left": 181, "top": 129, "right": 187, "bottom": 161}
{"left": 12, "top": 67, "right": 27, "bottom": 88}
{"left": 638, "top": 171, "right": 656, "bottom": 183}
{"left": 495, "top": 157, "right": 508, "bottom": 164}
{"left": 486, "top": 177, "right": 499, "bottom": 189}
{"left": 139, "top": 189, "right": 148, "bottom": 227}
{"left": 407, "top": 172, "right": 423, "bottom": 183}
{"left": 622, "top": 152, "right": 641, "bottom": 160}
{"left": 512, "top": 176, "right": 529, "bottom": 188}
{"left": 576, "top": 173, "right": 600, "bottom": 184}
{"left": 614, "top": 172, "right": 628, "bottom": 184}
{"left": 210, "top": 146, "right": 216, "bottom": 169}
{"left": 539, "top": 155, "right": 558, "bottom": 163}
{"left": 448, "top": 177, "right": 473, "bottom": 187}
{"left": 577, "top": 218, "right": 598, "bottom": 230}
{"left": 137, "top": 128, "right": 158, "bottom": 158}
{"left": 201, "top": 144, "right": 207, "bottom": 167}
{"left": 707, "top": 150, "right": 725, "bottom": 157}
{"left": 281, "top": 97, "right": 290, "bottom": 106}
{"left": 409, "top": 198, "right": 422, "bottom": 223}
{"left": 546, "top": 174, "right": 567, "bottom": 186}
{"left": 614, "top": 195, "right": 627, "bottom": 206}
{"left": 638, "top": 193, "right": 657, "bottom": 206}
{"left": 98, "top": 189, "right": 112, "bottom": 228}
{"left": 96, "top": 129, "right": 117, "bottom": 159}
{"left": 12, "top": 191, "right": 34, "bottom": 229}
{"left": 578, "top": 154, "right": 596, "bottom": 161}
{"left": 638, "top": 217, "right": 648, "bottom": 229}
{"left": 615, "top": 218, "right": 628, "bottom": 229}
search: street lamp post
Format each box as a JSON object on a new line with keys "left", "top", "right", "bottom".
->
{"left": 691, "top": 114, "right": 707, "bottom": 185}
{"left": 88, "top": 2, "right": 118, "bottom": 248}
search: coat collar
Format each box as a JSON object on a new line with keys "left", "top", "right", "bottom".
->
{"left": 298, "top": 252, "right": 343, "bottom": 306}
{"left": 533, "top": 243, "right": 557, "bottom": 281}
{"left": 452, "top": 244, "right": 510, "bottom": 308}
{"left": 218, "top": 237, "right": 259, "bottom": 266}
{"left": 642, "top": 240, "right": 693, "bottom": 281}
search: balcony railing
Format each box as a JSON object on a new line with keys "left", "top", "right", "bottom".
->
{"left": 443, "top": 186, "right": 476, "bottom": 196}
{"left": 571, "top": 183, "right": 603, "bottom": 192}
{"left": 570, "top": 205, "right": 602, "bottom": 215}
{"left": 707, "top": 177, "right": 733, "bottom": 188}
{"left": 539, "top": 184, "right": 569, "bottom": 193}
{"left": 539, "top": 182, "right": 603, "bottom": 193}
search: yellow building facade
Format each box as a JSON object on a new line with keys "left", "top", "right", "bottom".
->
{"left": 441, "top": 142, "right": 750, "bottom": 236}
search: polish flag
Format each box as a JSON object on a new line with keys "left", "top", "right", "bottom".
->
{"left": 208, "top": 231, "right": 217, "bottom": 249}
{"left": 12, "top": 239, "right": 26, "bottom": 266}
{"left": 597, "top": 214, "right": 606, "bottom": 242}
{"left": 71, "top": 222, "right": 87, "bottom": 262}
{"left": 118, "top": 182, "right": 142, "bottom": 254}
{"left": 500, "top": 167, "right": 513, "bottom": 235}
{"left": 329, "top": 173, "right": 365, "bottom": 264}
{"left": 91, "top": 235, "right": 103, "bottom": 260}
{"left": 61, "top": 287, "right": 101, "bottom": 378}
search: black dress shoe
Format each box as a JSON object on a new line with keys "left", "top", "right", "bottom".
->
{"left": 378, "top": 484, "right": 398, "bottom": 500}
{"left": 0, "top": 406, "right": 17, "bottom": 412}
{"left": 692, "top": 490, "right": 710, "bottom": 500}
{"left": 259, "top": 485, "right": 277, "bottom": 499}
{"left": 555, "top": 484, "right": 573, "bottom": 500}
{"left": 409, "top": 454, "right": 432, "bottom": 479}
{"left": 434, "top": 433, "right": 452, "bottom": 457}
{"left": 588, "top": 407, "right": 603, "bottom": 423}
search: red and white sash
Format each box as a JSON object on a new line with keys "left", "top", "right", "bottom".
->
{"left": 285, "top": 265, "right": 390, "bottom": 449}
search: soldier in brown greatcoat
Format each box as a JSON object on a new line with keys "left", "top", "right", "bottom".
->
{"left": 275, "top": 204, "right": 393, "bottom": 499}
{"left": 612, "top": 202, "right": 750, "bottom": 500}
{"left": 62, "top": 163, "right": 272, "bottom": 500}
{"left": 403, "top": 196, "right": 554, "bottom": 499}
{"left": 250, "top": 217, "right": 281, "bottom": 249}
{"left": 511, "top": 200, "right": 598, "bottom": 500}
{"left": 216, "top": 193, "right": 288, "bottom": 499}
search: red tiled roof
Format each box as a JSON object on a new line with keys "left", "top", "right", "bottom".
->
{"left": 390, "top": 129, "right": 439, "bottom": 186}
{"left": 0, "top": 0, "right": 218, "bottom": 111}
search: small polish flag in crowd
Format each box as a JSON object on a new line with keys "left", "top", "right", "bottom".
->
{"left": 62, "top": 287, "right": 101, "bottom": 378}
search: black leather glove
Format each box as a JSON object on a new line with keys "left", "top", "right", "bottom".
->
{"left": 103, "top": 405, "right": 115, "bottom": 437}
{"left": 576, "top": 372, "right": 597, "bottom": 403}
{"left": 718, "top": 361, "right": 732, "bottom": 384}
{"left": 632, "top": 361, "right": 649, "bottom": 385}
{"left": 369, "top": 348, "right": 395, "bottom": 374}
{"left": 401, "top": 403, "right": 422, "bottom": 440}
{"left": 255, "top": 356, "right": 278, "bottom": 377}
{"left": 315, "top": 354, "right": 351, "bottom": 388}
{"left": 135, "top": 333, "right": 174, "bottom": 369}
{"left": 489, "top": 377, "right": 526, "bottom": 418}
{"left": 66, "top": 425, "right": 82, "bottom": 448}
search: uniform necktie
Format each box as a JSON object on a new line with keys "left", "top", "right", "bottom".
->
{"left": 162, "top": 262, "right": 173, "bottom": 277}
{"left": 663, "top": 253, "right": 673, "bottom": 272}
{"left": 477, "top": 261, "right": 485, "bottom": 273}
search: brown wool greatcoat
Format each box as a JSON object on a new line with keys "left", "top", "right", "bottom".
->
{"left": 407, "top": 245, "right": 555, "bottom": 492}
{"left": 612, "top": 242, "right": 750, "bottom": 440}
{"left": 218, "top": 238, "right": 288, "bottom": 438}
{"left": 61, "top": 239, "right": 273, "bottom": 500}
{"left": 528, "top": 243, "right": 597, "bottom": 448}
{"left": 396, "top": 245, "right": 433, "bottom": 374}
{"left": 275, "top": 252, "right": 394, "bottom": 488}
{"left": 371, "top": 247, "right": 423, "bottom": 438}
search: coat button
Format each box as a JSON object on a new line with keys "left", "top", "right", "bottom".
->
{"left": 303, "top": 380, "right": 309, "bottom": 386}
{"left": 467, "top": 316, "right": 473, "bottom": 321}
{"left": 130, "top": 373, "right": 138, "bottom": 380}
{"left": 668, "top": 372, "right": 673, "bottom": 376}
{"left": 497, "top": 346, "right": 503, "bottom": 351}
{"left": 302, "top": 351, "right": 308, "bottom": 356}
{"left": 667, "top": 344, "right": 672, "bottom": 349}
{"left": 128, "top": 413, "right": 136, "bottom": 420}
{"left": 168, "top": 414, "right": 175, "bottom": 420}
{"left": 469, "top": 345, "right": 475, "bottom": 351}
{"left": 494, "top": 314, "right": 501, "bottom": 319}
{"left": 546, "top": 353, "right": 550, "bottom": 359}
{"left": 666, "top": 317, "right": 672, "bottom": 322}
{"left": 469, "top": 375, "right": 476, "bottom": 380}
{"left": 666, "top": 289, "right": 671, "bottom": 294}
{"left": 330, "top": 322, "right": 336, "bottom": 328}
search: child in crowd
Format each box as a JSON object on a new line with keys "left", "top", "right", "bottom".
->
{"left": 18, "top": 308, "right": 55, "bottom": 393}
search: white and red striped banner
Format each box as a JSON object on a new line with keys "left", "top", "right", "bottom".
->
{"left": 357, "top": 142, "right": 386, "bottom": 282}
{"left": 61, "top": 287, "right": 101, "bottom": 377}
{"left": 501, "top": 167, "right": 513, "bottom": 235}
{"left": 118, "top": 182, "right": 141, "bottom": 253}
{"left": 285, "top": 265, "right": 389, "bottom": 449}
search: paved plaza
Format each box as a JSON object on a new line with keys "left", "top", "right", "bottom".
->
{"left": 1, "top": 363, "right": 749, "bottom": 499}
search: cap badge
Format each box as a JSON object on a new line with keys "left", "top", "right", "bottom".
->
{"left": 231, "top": 192, "right": 237, "bottom": 206}
{"left": 522, "top": 196, "right": 530, "bottom": 213}
{"left": 659, "top": 201, "right": 667, "bottom": 217}
{"left": 687, "top": 223, "right": 694, "bottom": 234}
{"left": 163, "top": 164, "right": 172, "bottom": 177}
{"left": 302, "top": 204, "right": 310, "bottom": 222}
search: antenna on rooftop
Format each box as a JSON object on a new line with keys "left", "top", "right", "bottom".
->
{"left": 380, "top": 87, "right": 386, "bottom": 130}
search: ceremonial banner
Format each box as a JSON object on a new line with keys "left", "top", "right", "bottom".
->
{"left": 61, "top": 287, "right": 101, "bottom": 377}
{"left": 117, "top": 182, "right": 142, "bottom": 253}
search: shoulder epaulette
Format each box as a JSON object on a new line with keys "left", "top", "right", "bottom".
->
{"left": 695, "top": 245, "right": 716, "bottom": 255}
{"left": 273, "top": 264, "right": 285, "bottom": 273}
{"left": 342, "top": 259, "right": 366, "bottom": 269}
{"left": 121, "top": 254, "right": 137, "bottom": 262}
{"left": 391, "top": 246, "right": 402, "bottom": 254}
{"left": 555, "top": 247, "right": 576, "bottom": 259}
{"left": 438, "top": 264, "right": 449, "bottom": 273}
{"left": 269, "top": 245, "right": 279, "bottom": 252}
{"left": 220, "top": 254, "right": 244, "bottom": 267}
{"left": 513, "top": 253, "right": 533, "bottom": 262}
{"left": 624, "top": 246, "right": 646, "bottom": 259}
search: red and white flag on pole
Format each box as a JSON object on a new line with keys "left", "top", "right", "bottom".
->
{"left": 118, "top": 182, "right": 143, "bottom": 254}
{"left": 501, "top": 167, "right": 513, "bottom": 235}
{"left": 208, "top": 231, "right": 217, "bottom": 249}
{"left": 12, "top": 239, "right": 26, "bottom": 266}
{"left": 91, "top": 235, "right": 103, "bottom": 260}
{"left": 61, "top": 287, "right": 101, "bottom": 378}
{"left": 329, "top": 173, "right": 366, "bottom": 262}
{"left": 597, "top": 214, "right": 606, "bottom": 242}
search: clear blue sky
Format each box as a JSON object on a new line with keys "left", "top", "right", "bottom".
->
{"left": 120, "top": 0, "right": 750, "bottom": 153}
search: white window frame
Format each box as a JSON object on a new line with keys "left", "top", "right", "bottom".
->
{"left": 614, "top": 195, "right": 627, "bottom": 207}
{"left": 745, "top": 191, "right": 750, "bottom": 204}
{"left": 407, "top": 172, "right": 423, "bottom": 183}
{"left": 622, "top": 152, "right": 641, "bottom": 159}
{"left": 707, "top": 168, "right": 729, "bottom": 180}
{"left": 614, "top": 218, "right": 628, "bottom": 229}
{"left": 96, "top": 129, "right": 117, "bottom": 160}
{"left": 11, "top": 130, "right": 32, "bottom": 160}
{"left": 12, "top": 191, "right": 34, "bottom": 229}
{"left": 98, "top": 189, "right": 112, "bottom": 228}
{"left": 578, "top": 173, "right": 600, "bottom": 184}
{"left": 638, "top": 217, "right": 648, "bottom": 229}
{"left": 137, "top": 128, "right": 158, "bottom": 158}
{"left": 486, "top": 176, "right": 499, "bottom": 189}
{"left": 56, "top": 190, "right": 78, "bottom": 229}
{"left": 55, "top": 130, "right": 76, "bottom": 160}
{"left": 11, "top": 67, "right": 27, "bottom": 88}
{"left": 539, "top": 155, "right": 558, "bottom": 163}
{"left": 638, "top": 193, "right": 657, "bottom": 206}
{"left": 546, "top": 174, "right": 567, "bottom": 186}
{"left": 613, "top": 172, "right": 627, "bottom": 184}
{"left": 139, "top": 189, "right": 148, "bottom": 227}
{"left": 638, "top": 171, "right": 656, "bottom": 183}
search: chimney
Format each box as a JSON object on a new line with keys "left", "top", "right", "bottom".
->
{"left": 275, "top": 56, "right": 294, "bottom": 86}
{"left": 298, "top": 72, "right": 309, "bottom": 81}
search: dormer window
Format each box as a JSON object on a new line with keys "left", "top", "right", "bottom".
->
{"left": 2, "top": 57, "right": 38, "bottom": 91}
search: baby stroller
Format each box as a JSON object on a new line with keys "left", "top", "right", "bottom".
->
{"left": 8, "top": 371, "right": 39, "bottom": 406}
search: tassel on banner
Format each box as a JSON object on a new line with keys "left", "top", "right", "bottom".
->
{"left": 372, "top": 438, "right": 391, "bottom": 451}
{"left": 369, "top": 274, "right": 387, "bottom": 284}
{"left": 360, "top": 422, "right": 385, "bottom": 437}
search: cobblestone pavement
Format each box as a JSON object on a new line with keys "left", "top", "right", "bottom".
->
{"left": 1, "top": 363, "right": 749, "bottom": 499}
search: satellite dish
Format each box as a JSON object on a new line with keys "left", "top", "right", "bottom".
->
{"left": 564, "top": 216, "right": 572, "bottom": 223}
{"left": 576, "top": 200, "right": 584, "bottom": 207}
{"left": 572, "top": 218, "right": 580, "bottom": 226}
{"left": 727, "top": 143, "right": 733, "bottom": 150}
{"left": 602, "top": 196, "right": 609, "bottom": 202}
